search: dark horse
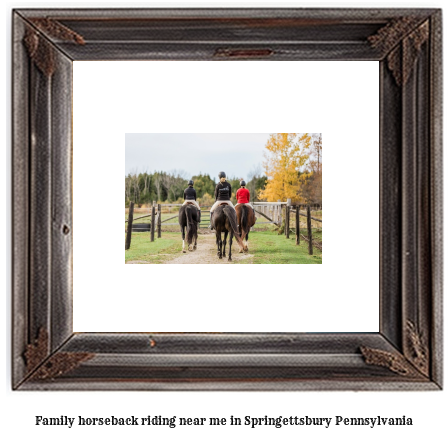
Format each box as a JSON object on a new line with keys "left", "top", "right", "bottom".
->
{"left": 178, "top": 203, "right": 199, "bottom": 252}
{"left": 211, "top": 204, "right": 244, "bottom": 261}
{"left": 235, "top": 204, "right": 257, "bottom": 253}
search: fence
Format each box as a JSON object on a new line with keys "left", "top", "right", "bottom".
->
{"left": 252, "top": 200, "right": 322, "bottom": 255}
{"left": 125, "top": 200, "right": 322, "bottom": 254}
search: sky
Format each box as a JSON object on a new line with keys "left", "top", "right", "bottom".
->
{"left": 125, "top": 133, "right": 270, "bottom": 180}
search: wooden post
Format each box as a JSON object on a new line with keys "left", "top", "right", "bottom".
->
{"left": 278, "top": 200, "right": 282, "bottom": 226}
{"left": 286, "top": 206, "right": 290, "bottom": 238}
{"left": 296, "top": 205, "right": 300, "bottom": 245}
{"left": 307, "top": 204, "right": 313, "bottom": 255}
{"left": 125, "top": 202, "right": 134, "bottom": 250}
{"left": 150, "top": 201, "right": 155, "bottom": 242}
{"left": 157, "top": 203, "right": 162, "bottom": 238}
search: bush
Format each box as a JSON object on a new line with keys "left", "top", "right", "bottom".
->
{"left": 198, "top": 193, "right": 213, "bottom": 207}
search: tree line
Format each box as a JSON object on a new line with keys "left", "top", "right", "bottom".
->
{"left": 125, "top": 171, "right": 267, "bottom": 207}
{"left": 125, "top": 133, "right": 322, "bottom": 207}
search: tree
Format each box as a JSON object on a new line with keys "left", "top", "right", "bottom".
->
{"left": 191, "top": 174, "right": 215, "bottom": 198}
{"left": 297, "top": 133, "right": 322, "bottom": 203}
{"left": 259, "top": 133, "right": 311, "bottom": 203}
{"left": 152, "top": 172, "right": 164, "bottom": 202}
{"left": 162, "top": 170, "right": 188, "bottom": 201}
{"left": 297, "top": 170, "right": 322, "bottom": 204}
{"left": 198, "top": 192, "right": 213, "bottom": 206}
{"left": 246, "top": 165, "right": 267, "bottom": 201}
{"left": 227, "top": 175, "right": 242, "bottom": 202}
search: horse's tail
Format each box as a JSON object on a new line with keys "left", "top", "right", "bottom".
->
{"left": 223, "top": 207, "right": 244, "bottom": 248}
{"left": 241, "top": 205, "right": 248, "bottom": 234}
{"left": 185, "top": 205, "right": 197, "bottom": 245}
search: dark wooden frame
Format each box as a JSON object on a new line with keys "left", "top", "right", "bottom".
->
{"left": 12, "top": 8, "right": 442, "bottom": 390}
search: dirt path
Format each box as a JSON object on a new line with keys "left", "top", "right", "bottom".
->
{"left": 165, "top": 232, "right": 253, "bottom": 264}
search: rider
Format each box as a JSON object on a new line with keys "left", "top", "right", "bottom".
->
{"left": 235, "top": 180, "right": 256, "bottom": 214}
{"left": 182, "top": 180, "right": 201, "bottom": 222}
{"left": 209, "top": 171, "right": 234, "bottom": 230}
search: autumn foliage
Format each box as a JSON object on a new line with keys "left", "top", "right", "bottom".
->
{"left": 259, "top": 133, "right": 322, "bottom": 204}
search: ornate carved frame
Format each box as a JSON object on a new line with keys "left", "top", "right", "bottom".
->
{"left": 12, "top": 8, "right": 442, "bottom": 390}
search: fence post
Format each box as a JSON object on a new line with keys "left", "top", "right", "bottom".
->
{"left": 286, "top": 199, "right": 291, "bottom": 238}
{"left": 151, "top": 201, "right": 155, "bottom": 242}
{"left": 278, "top": 200, "right": 282, "bottom": 226}
{"left": 307, "top": 204, "right": 313, "bottom": 255}
{"left": 157, "top": 203, "right": 162, "bottom": 238}
{"left": 296, "top": 205, "right": 300, "bottom": 245}
{"left": 125, "top": 201, "right": 134, "bottom": 250}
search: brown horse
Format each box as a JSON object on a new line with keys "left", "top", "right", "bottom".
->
{"left": 178, "top": 203, "right": 199, "bottom": 252}
{"left": 235, "top": 204, "right": 257, "bottom": 252}
{"left": 211, "top": 204, "right": 244, "bottom": 261}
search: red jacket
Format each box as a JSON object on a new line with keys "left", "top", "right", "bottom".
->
{"left": 236, "top": 187, "right": 250, "bottom": 204}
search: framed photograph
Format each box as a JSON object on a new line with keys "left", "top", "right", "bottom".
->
{"left": 122, "top": 132, "right": 323, "bottom": 265}
{"left": 12, "top": 8, "right": 442, "bottom": 390}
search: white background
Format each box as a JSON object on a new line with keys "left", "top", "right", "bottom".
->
{"left": 73, "top": 60, "right": 379, "bottom": 333}
{"left": 3, "top": 1, "right": 446, "bottom": 438}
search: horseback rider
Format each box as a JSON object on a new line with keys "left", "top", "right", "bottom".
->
{"left": 182, "top": 180, "right": 201, "bottom": 222}
{"left": 209, "top": 171, "right": 234, "bottom": 230}
{"left": 235, "top": 180, "right": 255, "bottom": 213}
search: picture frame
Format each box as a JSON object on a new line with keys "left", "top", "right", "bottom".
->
{"left": 12, "top": 7, "right": 442, "bottom": 390}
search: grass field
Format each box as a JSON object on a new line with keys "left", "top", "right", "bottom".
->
{"left": 125, "top": 206, "right": 322, "bottom": 264}
{"left": 125, "top": 232, "right": 182, "bottom": 263}
{"left": 234, "top": 230, "right": 322, "bottom": 264}
{"left": 125, "top": 229, "right": 322, "bottom": 264}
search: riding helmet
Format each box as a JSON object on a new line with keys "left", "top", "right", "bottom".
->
{"left": 188, "top": 180, "right": 194, "bottom": 186}
{"left": 240, "top": 180, "right": 246, "bottom": 186}
{"left": 218, "top": 171, "right": 226, "bottom": 179}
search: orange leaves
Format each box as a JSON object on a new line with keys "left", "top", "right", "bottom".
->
{"left": 259, "top": 133, "right": 313, "bottom": 203}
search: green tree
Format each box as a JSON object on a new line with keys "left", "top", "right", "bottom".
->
{"left": 191, "top": 173, "right": 215, "bottom": 198}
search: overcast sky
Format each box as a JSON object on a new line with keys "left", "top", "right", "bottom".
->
{"left": 125, "top": 133, "right": 270, "bottom": 181}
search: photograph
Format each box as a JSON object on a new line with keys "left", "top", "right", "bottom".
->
{"left": 124, "top": 133, "right": 323, "bottom": 264}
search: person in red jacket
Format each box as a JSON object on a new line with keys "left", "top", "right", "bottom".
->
{"left": 236, "top": 180, "right": 255, "bottom": 211}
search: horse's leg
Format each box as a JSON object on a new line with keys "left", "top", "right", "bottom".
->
{"left": 216, "top": 231, "right": 222, "bottom": 259}
{"left": 228, "top": 231, "right": 233, "bottom": 261}
{"left": 188, "top": 227, "right": 194, "bottom": 251}
{"left": 244, "top": 209, "right": 254, "bottom": 252}
{"left": 218, "top": 233, "right": 223, "bottom": 259}
{"left": 243, "top": 229, "right": 249, "bottom": 252}
{"left": 215, "top": 232, "right": 220, "bottom": 257}
{"left": 222, "top": 230, "right": 228, "bottom": 258}
{"left": 194, "top": 211, "right": 198, "bottom": 250}
{"left": 239, "top": 229, "right": 244, "bottom": 253}
{"left": 181, "top": 225, "right": 186, "bottom": 253}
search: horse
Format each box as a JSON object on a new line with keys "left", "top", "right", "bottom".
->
{"left": 178, "top": 203, "right": 199, "bottom": 252}
{"left": 235, "top": 204, "right": 257, "bottom": 253}
{"left": 211, "top": 204, "right": 244, "bottom": 261}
